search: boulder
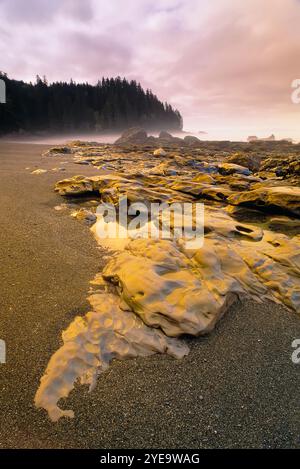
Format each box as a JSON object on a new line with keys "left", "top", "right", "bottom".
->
{"left": 158, "top": 131, "right": 174, "bottom": 141}
{"left": 184, "top": 135, "right": 201, "bottom": 145}
{"left": 114, "top": 127, "right": 148, "bottom": 145}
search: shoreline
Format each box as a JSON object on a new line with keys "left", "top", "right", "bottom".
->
{"left": 0, "top": 141, "right": 300, "bottom": 448}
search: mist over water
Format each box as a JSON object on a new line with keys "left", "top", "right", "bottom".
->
{"left": 0, "top": 132, "right": 121, "bottom": 145}
{"left": 0, "top": 130, "right": 239, "bottom": 145}
{"left": 2, "top": 129, "right": 294, "bottom": 145}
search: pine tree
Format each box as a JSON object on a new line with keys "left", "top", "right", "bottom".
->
{"left": 0, "top": 74, "right": 183, "bottom": 135}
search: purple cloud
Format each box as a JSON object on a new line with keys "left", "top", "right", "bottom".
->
{"left": 1, "top": 0, "right": 300, "bottom": 140}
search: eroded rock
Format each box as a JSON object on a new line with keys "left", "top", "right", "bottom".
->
{"left": 35, "top": 293, "right": 188, "bottom": 422}
{"left": 226, "top": 152, "right": 262, "bottom": 172}
{"left": 55, "top": 175, "right": 95, "bottom": 195}
{"left": 228, "top": 186, "right": 300, "bottom": 217}
{"left": 260, "top": 155, "right": 300, "bottom": 178}
{"left": 43, "top": 146, "right": 73, "bottom": 157}
{"left": 217, "top": 162, "right": 251, "bottom": 176}
{"left": 35, "top": 140, "right": 300, "bottom": 422}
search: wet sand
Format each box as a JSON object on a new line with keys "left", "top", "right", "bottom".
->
{"left": 0, "top": 141, "right": 299, "bottom": 448}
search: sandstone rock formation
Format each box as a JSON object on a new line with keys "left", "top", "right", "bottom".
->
{"left": 35, "top": 292, "right": 188, "bottom": 422}
{"left": 228, "top": 186, "right": 300, "bottom": 217}
{"left": 216, "top": 162, "right": 251, "bottom": 176}
{"left": 260, "top": 155, "right": 300, "bottom": 178}
{"left": 226, "top": 152, "right": 262, "bottom": 172}
{"left": 34, "top": 140, "right": 300, "bottom": 421}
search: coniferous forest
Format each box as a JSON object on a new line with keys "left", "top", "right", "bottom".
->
{"left": 0, "top": 72, "right": 183, "bottom": 135}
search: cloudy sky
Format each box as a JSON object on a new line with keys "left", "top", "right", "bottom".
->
{"left": 1, "top": 0, "right": 300, "bottom": 140}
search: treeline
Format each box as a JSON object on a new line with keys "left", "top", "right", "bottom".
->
{"left": 0, "top": 72, "right": 182, "bottom": 135}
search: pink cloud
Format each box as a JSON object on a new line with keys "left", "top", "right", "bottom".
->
{"left": 1, "top": 0, "right": 300, "bottom": 140}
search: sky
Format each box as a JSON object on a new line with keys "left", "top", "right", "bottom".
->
{"left": 1, "top": 0, "right": 300, "bottom": 141}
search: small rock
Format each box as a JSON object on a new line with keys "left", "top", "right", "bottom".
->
{"left": 71, "top": 209, "right": 96, "bottom": 224}
{"left": 31, "top": 169, "right": 47, "bottom": 175}
{"left": 153, "top": 148, "right": 167, "bottom": 157}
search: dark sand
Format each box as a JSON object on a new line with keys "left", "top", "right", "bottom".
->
{"left": 0, "top": 141, "right": 299, "bottom": 449}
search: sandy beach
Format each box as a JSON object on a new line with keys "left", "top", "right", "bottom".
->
{"left": 0, "top": 141, "right": 300, "bottom": 448}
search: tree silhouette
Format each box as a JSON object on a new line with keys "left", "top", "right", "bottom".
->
{"left": 0, "top": 72, "right": 182, "bottom": 135}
